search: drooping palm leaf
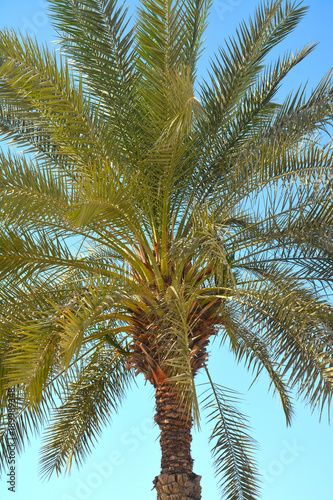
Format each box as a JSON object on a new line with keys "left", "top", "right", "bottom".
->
{"left": 202, "top": 368, "right": 260, "bottom": 500}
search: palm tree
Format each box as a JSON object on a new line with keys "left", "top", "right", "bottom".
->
{"left": 0, "top": 0, "right": 333, "bottom": 498}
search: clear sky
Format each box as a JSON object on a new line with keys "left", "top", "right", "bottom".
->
{"left": 0, "top": 1, "right": 333, "bottom": 499}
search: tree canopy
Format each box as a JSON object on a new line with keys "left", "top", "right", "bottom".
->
{"left": 0, "top": 1, "right": 332, "bottom": 498}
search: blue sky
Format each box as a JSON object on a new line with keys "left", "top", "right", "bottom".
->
{"left": 1, "top": 1, "right": 333, "bottom": 499}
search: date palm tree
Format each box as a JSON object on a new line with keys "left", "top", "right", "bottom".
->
{"left": 0, "top": 0, "right": 333, "bottom": 498}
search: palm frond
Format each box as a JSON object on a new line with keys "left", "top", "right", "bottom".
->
{"left": 0, "top": 103, "right": 68, "bottom": 167}
{"left": 200, "top": 0, "right": 307, "bottom": 132}
{"left": 47, "top": 0, "right": 141, "bottom": 162}
{"left": 0, "top": 151, "right": 72, "bottom": 229}
{"left": 39, "top": 346, "right": 132, "bottom": 479}
{"left": 201, "top": 367, "right": 260, "bottom": 500}
{"left": 220, "top": 303, "right": 294, "bottom": 426}
{"left": 0, "top": 30, "right": 109, "bottom": 166}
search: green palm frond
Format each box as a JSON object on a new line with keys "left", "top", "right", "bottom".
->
{"left": 48, "top": 0, "right": 136, "bottom": 108}
{"left": 0, "top": 103, "right": 68, "bottom": 166}
{"left": 135, "top": 0, "right": 210, "bottom": 146}
{"left": 220, "top": 303, "right": 294, "bottom": 426}
{"left": 202, "top": 368, "right": 260, "bottom": 500}
{"left": 198, "top": 44, "right": 317, "bottom": 184}
{"left": 200, "top": 0, "right": 307, "bottom": 131}
{"left": 0, "top": 363, "right": 79, "bottom": 473}
{"left": 220, "top": 279, "right": 333, "bottom": 416}
{"left": 0, "top": 30, "right": 109, "bottom": 166}
{"left": 39, "top": 346, "right": 132, "bottom": 479}
{"left": 215, "top": 140, "right": 333, "bottom": 220}
{"left": 266, "top": 70, "right": 333, "bottom": 142}
{"left": 0, "top": 385, "right": 56, "bottom": 472}
{"left": 0, "top": 151, "right": 72, "bottom": 229}
{"left": 181, "top": 0, "right": 212, "bottom": 80}
{"left": 159, "top": 283, "right": 200, "bottom": 422}
{"left": 47, "top": 0, "right": 141, "bottom": 162}
{"left": 54, "top": 283, "right": 132, "bottom": 367}
{"left": 0, "top": 227, "right": 95, "bottom": 285}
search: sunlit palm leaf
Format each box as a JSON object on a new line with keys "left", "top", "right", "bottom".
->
{"left": 202, "top": 368, "right": 260, "bottom": 500}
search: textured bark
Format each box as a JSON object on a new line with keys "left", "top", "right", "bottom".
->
{"left": 154, "top": 383, "right": 202, "bottom": 499}
{"left": 155, "top": 383, "right": 193, "bottom": 474}
{"left": 154, "top": 473, "right": 202, "bottom": 500}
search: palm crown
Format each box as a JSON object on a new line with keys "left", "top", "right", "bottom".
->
{"left": 0, "top": 0, "right": 333, "bottom": 498}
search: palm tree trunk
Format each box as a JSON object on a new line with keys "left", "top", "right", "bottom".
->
{"left": 153, "top": 382, "right": 202, "bottom": 500}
